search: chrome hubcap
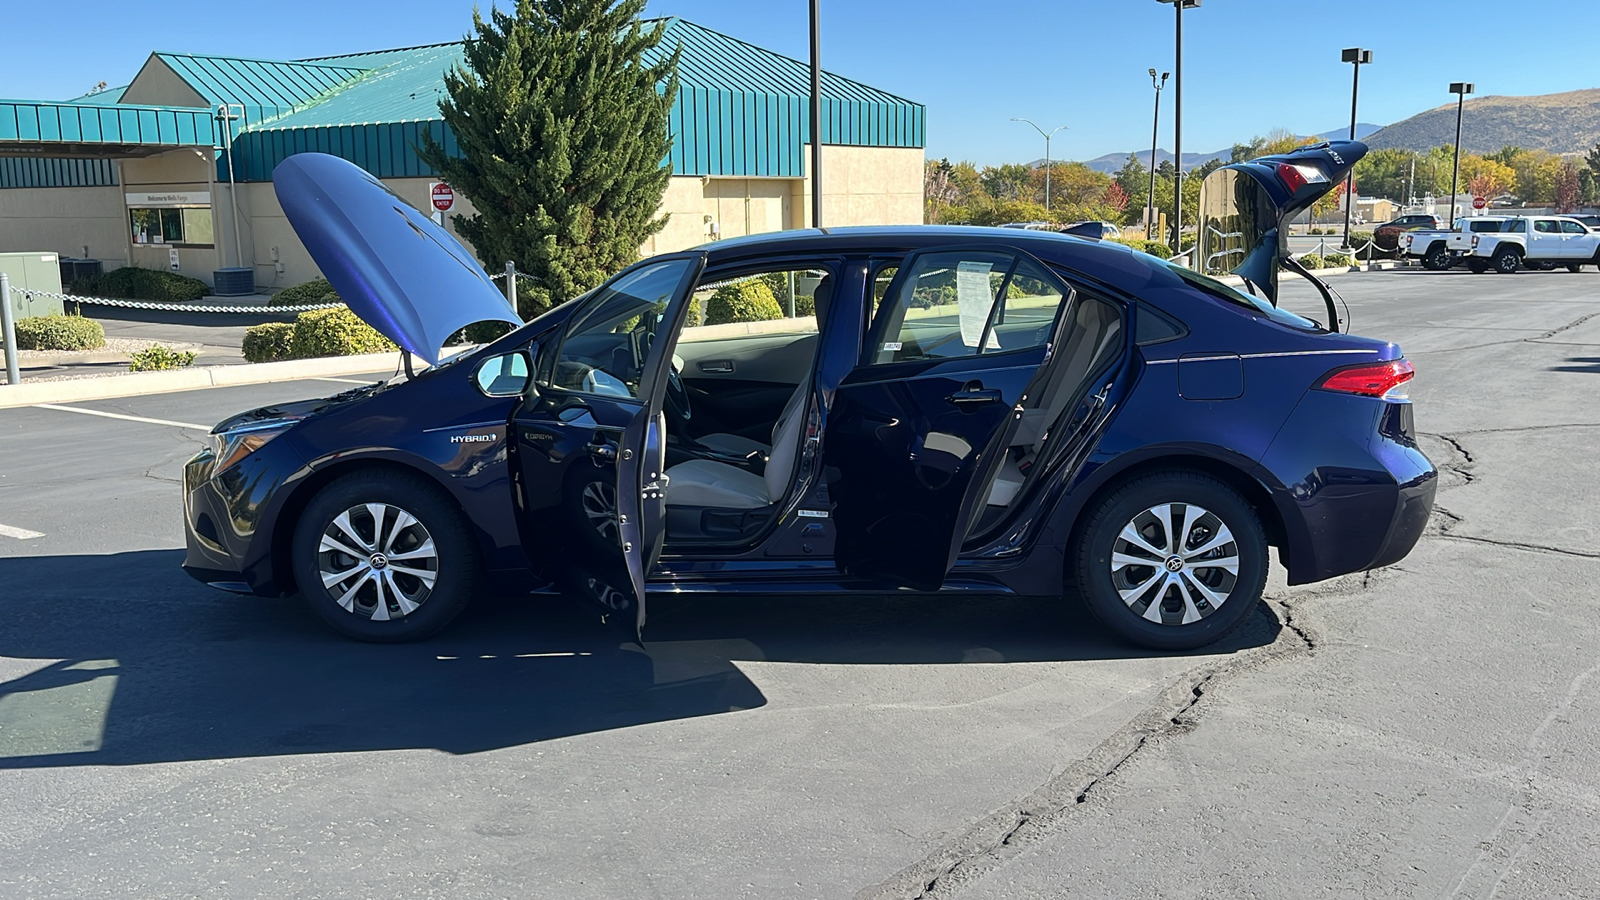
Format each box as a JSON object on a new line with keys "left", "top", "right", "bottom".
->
{"left": 318, "top": 503, "right": 438, "bottom": 621}
{"left": 581, "top": 481, "right": 619, "bottom": 544}
{"left": 1111, "top": 503, "right": 1239, "bottom": 626}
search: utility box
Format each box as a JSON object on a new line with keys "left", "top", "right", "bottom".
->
{"left": 0, "top": 251, "right": 66, "bottom": 320}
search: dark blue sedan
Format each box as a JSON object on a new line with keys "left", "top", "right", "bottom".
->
{"left": 181, "top": 142, "right": 1434, "bottom": 650}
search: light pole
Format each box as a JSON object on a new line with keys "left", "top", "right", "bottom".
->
{"left": 1147, "top": 68, "right": 1169, "bottom": 235}
{"left": 1011, "top": 117, "right": 1068, "bottom": 212}
{"left": 809, "top": 0, "right": 823, "bottom": 228}
{"left": 1447, "top": 82, "right": 1474, "bottom": 229}
{"left": 1340, "top": 48, "right": 1372, "bottom": 250}
{"left": 1157, "top": 0, "right": 1199, "bottom": 253}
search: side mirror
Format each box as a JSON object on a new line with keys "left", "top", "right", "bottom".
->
{"left": 473, "top": 351, "right": 533, "bottom": 397}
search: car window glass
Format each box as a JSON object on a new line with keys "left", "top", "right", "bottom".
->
{"left": 1561, "top": 220, "right": 1586, "bottom": 234}
{"left": 868, "top": 251, "right": 1061, "bottom": 365}
{"left": 1166, "top": 263, "right": 1320, "bottom": 331}
{"left": 684, "top": 269, "right": 824, "bottom": 338}
{"left": 551, "top": 259, "right": 694, "bottom": 399}
{"left": 1535, "top": 220, "right": 1559, "bottom": 234}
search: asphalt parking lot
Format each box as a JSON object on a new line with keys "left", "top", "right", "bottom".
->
{"left": 1, "top": 267, "right": 1597, "bottom": 898}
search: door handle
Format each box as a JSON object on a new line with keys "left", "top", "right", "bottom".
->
{"left": 698, "top": 360, "right": 735, "bottom": 374}
{"left": 946, "top": 384, "right": 1002, "bottom": 405}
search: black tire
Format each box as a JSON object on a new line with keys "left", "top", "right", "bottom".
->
{"left": 1492, "top": 247, "right": 1521, "bottom": 273}
{"left": 1422, "top": 244, "right": 1451, "bottom": 271}
{"left": 291, "top": 469, "right": 479, "bottom": 642}
{"left": 563, "top": 459, "right": 622, "bottom": 557}
{"left": 1467, "top": 258, "right": 1489, "bottom": 274}
{"left": 1072, "top": 471, "right": 1269, "bottom": 651}
{"left": 1566, "top": 263, "right": 1583, "bottom": 273}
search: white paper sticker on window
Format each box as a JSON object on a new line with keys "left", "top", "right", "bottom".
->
{"left": 956, "top": 261, "right": 1000, "bottom": 349}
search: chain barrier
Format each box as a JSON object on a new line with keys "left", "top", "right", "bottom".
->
{"left": 12, "top": 287, "right": 343, "bottom": 315}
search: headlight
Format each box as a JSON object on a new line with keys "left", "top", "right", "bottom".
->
{"left": 210, "top": 419, "right": 297, "bottom": 474}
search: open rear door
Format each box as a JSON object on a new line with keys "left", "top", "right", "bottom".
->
{"left": 823, "top": 246, "right": 1080, "bottom": 590}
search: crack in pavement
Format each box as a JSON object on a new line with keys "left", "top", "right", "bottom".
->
{"left": 862, "top": 601, "right": 1324, "bottom": 900}
{"left": 1408, "top": 310, "right": 1600, "bottom": 356}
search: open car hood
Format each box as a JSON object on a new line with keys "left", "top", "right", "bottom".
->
{"left": 1196, "top": 140, "right": 1366, "bottom": 304}
{"left": 273, "top": 153, "right": 519, "bottom": 365}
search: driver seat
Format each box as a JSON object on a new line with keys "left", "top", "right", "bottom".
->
{"left": 664, "top": 384, "right": 807, "bottom": 510}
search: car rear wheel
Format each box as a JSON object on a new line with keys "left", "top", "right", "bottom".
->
{"left": 291, "top": 469, "right": 478, "bottom": 642}
{"left": 1566, "top": 263, "right": 1583, "bottom": 273}
{"left": 1492, "top": 247, "right": 1521, "bottom": 273}
{"left": 1422, "top": 245, "right": 1451, "bottom": 270}
{"left": 1467, "top": 259, "right": 1489, "bottom": 274}
{"left": 1072, "top": 471, "right": 1268, "bottom": 651}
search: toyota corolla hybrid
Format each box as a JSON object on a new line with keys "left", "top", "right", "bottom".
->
{"left": 181, "top": 142, "right": 1434, "bottom": 651}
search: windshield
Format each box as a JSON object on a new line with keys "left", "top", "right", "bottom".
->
{"left": 1166, "top": 263, "right": 1320, "bottom": 331}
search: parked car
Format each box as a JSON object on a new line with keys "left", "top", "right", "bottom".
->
{"left": 1398, "top": 216, "right": 1511, "bottom": 270}
{"left": 1374, "top": 213, "right": 1443, "bottom": 251}
{"left": 181, "top": 147, "right": 1434, "bottom": 652}
{"left": 1464, "top": 216, "right": 1600, "bottom": 273}
{"left": 1564, "top": 213, "right": 1600, "bottom": 231}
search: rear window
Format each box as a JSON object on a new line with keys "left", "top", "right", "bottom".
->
{"left": 1467, "top": 219, "right": 1509, "bottom": 232}
{"left": 1165, "top": 263, "right": 1321, "bottom": 331}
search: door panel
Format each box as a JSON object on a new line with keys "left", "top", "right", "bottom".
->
{"left": 825, "top": 246, "right": 1077, "bottom": 590}
{"left": 511, "top": 253, "right": 706, "bottom": 638}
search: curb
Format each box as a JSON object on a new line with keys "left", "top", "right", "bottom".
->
{"left": 0, "top": 351, "right": 411, "bottom": 409}
{"left": 14, "top": 342, "right": 206, "bottom": 369}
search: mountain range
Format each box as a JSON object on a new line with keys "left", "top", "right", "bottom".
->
{"left": 1363, "top": 89, "right": 1600, "bottom": 155}
{"left": 1074, "top": 124, "right": 1383, "bottom": 173}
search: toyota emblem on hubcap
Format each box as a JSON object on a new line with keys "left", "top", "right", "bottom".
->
{"left": 369, "top": 553, "right": 389, "bottom": 570}
{"left": 1164, "top": 556, "right": 1185, "bottom": 573}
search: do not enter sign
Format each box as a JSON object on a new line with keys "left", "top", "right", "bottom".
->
{"left": 1472, "top": 196, "right": 1487, "bottom": 210}
{"left": 431, "top": 182, "right": 455, "bottom": 212}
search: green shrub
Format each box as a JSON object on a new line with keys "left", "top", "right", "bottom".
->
{"left": 1113, "top": 237, "right": 1176, "bottom": 258}
{"left": 11, "top": 314, "right": 105, "bottom": 351}
{"left": 1297, "top": 253, "right": 1324, "bottom": 269}
{"left": 75, "top": 266, "right": 209, "bottom": 303}
{"left": 270, "top": 278, "right": 340, "bottom": 307}
{"left": 1323, "top": 252, "right": 1355, "bottom": 268}
{"left": 242, "top": 322, "right": 296, "bottom": 363}
{"left": 289, "top": 308, "right": 397, "bottom": 359}
{"left": 703, "top": 280, "right": 783, "bottom": 326}
{"left": 129, "top": 345, "right": 196, "bottom": 371}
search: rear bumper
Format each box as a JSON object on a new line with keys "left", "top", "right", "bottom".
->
{"left": 1262, "top": 393, "right": 1437, "bottom": 585}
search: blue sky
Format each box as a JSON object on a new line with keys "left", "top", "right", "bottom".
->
{"left": 4, "top": 1, "right": 1596, "bottom": 166}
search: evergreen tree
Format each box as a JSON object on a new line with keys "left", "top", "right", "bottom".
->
{"left": 420, "top": 0, "right": 680, "bottom": 317}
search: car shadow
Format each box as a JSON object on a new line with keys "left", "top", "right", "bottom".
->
{"left": 1549, "top": 356, "right": 1600, "bottom": 374}
{"left": 0, "top": 549, "right": 1279, "bottom": 769}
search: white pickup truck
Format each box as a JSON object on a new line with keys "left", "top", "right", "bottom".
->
{"left": 1465, "top": 216, "right": 1600, "bottom": 274}
{"left": 1399, "top": 217, "right": 1511, "bottom": 270}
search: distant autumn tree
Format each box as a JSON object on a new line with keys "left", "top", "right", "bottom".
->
{"left": 1554, "top": 161, "right": 1581, "bottom": 213}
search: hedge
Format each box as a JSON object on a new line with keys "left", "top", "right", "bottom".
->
{"left": 270, "top": 278, "right": 340, "bottom": 307}
{"left": 1113, "top": 237, "right": 1176, "bottom": 258}
{"left": 703, "top": 280, "right": 783, "bottom": 326}
{"left": 287, "top": 308, "right": 397, "bottom": 359}
{"left": 1323, "top": 252, "right": 1355, "bottom": 268}
{"left": 75, "top": 267, "right": 209, "bottom": 303}
{"left": 242, "top": 322, "right": 296, "bottom": 363}
{"left": 1297, "top": 254, "right": 1324, "bottom": 270}
{"left": 129, "top": 345, "right": 196, "bottom": 371}
{"left": 11, "top": 314, "right": 106, "bottom": 351}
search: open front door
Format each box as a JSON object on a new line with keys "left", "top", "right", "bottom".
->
{"left": 824, "top": 246, "right": 1081, "bottom": 590}
{"left": 510, "top": 253, "right": 706, "bottom": 639}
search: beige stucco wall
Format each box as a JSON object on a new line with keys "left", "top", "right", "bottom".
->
{"left": 0, "top": 143, "right": 925, "bottom": 292}
{"left": 118, "top": 57, "right": 208, "bottom": 108}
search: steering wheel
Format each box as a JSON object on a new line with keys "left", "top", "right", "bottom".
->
{"left": 664, "top": 366, "right": 692, "bottom": 422}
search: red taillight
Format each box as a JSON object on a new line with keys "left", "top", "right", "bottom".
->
{"left": 1318, "top": 358, "right": 1414, "bottom": 399}
{"left": 1276, "top": 163, "right": 1308, "bottom": 192}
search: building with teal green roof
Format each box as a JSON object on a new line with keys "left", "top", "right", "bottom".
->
{"left": 0, "top": 18, "right": 925, "bottom": 290}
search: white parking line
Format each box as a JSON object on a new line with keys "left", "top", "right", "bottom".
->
{"left": 0, "top": 523, "right": 45, "bottom": 540}
{"left": 33, "top": 404, "right": 211, "bottom": 432}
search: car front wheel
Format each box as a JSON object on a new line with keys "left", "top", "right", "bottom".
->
{"left": 291, "top": 469, "right": 478, "bottom": 642}
{"left": 1073, "top": 471, "right": 1269, "bottom": 651}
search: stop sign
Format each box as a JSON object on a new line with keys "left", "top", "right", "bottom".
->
{"left": 1472, "top": 196, "right": 1487, "bottom": 210}
{"left": 431, "top": 182, "right": 455, "bottom": 212}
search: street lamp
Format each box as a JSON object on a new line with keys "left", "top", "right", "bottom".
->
{"left": 1157, "top": 0, "right": 1199, "bottom": 253}
{"left": 1011, "top": 117, "right": 1068, "bottom": 211}
{"left": 1447, "top": 81, "right": 1474, "bottom": 229}
{"left": 1147, "top": 68, "right": 1169, "bottom": 236}
{"left": 1340, "top": 48, "right": 1372, "bottom": 250}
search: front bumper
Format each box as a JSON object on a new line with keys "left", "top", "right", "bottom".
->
{"left": 181, "top": 437, "right": 306, "bottom": 596}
